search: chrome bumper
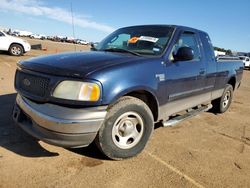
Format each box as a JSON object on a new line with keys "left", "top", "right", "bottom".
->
{"left": 13, "top": 95, "right": 107, "bottom": 147}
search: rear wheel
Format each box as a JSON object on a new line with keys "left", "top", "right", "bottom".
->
{"left": 9, "top": 44, "right": 23, "bottom": 56}
{"left": 211, "top": 84, "right": 233, "bottom": 113}
{"left": 95, "top": 96, "right": 154, "bottom": 160}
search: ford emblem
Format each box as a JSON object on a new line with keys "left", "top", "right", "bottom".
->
{"left": 23, "top": 78, "right": 31, "bottom": 86}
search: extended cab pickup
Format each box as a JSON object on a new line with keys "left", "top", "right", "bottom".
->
{"left": 13, "top": 25, "right": 243, "bottom": 159}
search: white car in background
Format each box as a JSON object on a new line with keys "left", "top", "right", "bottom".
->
{"left": 0, "top": 31, "right": 31, "bottom": 56}
{"left": 239, "top": 56, "right": 250, "bottom": 69}
{"left": 30, "top": 34, "right": 46, "bottom": 40}
{"left": 76, "top": 39, "right": 89, "bottom": 45}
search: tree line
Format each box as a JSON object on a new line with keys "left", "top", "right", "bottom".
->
{"left": 214, "top": 47, "right": 232, "bottom": 55}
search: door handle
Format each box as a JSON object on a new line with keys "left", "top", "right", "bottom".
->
{"left": 199, "top": 69, "right": 205, "bottom": 75}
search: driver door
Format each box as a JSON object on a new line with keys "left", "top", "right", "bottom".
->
{"left": 163, "top": 31, "right": 207, "bottom": 115}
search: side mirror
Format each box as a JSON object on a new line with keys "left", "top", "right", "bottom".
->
{"left": 174, "top": 47, "right": 194, "bottom": 61}
{"left": 90, "top": 42, "right": 99, "bottom": 51}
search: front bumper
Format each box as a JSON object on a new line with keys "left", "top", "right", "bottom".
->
{"left": 23, "top": 43, "right": 31, "bottom": 52}
{"left": 13, "top": 94, "right": 107, "bottom": 148}
{"left": 244, "top": 63, "right": 250, "bottom": 68}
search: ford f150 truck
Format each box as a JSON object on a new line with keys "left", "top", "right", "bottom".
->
{"left": 12, "top": 25, "right": 243, "bottom": 160}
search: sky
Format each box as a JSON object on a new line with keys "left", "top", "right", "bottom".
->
{"left": 0, "top": 0, "right": 249, "bottom": 52}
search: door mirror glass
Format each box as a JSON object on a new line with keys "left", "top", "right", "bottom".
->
{"left": 174, "top": 47, "right": 194, "bottom": 61}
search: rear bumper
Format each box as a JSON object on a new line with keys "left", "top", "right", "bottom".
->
{"left": 13, "top": 95, "right": 107, "bottom": 148}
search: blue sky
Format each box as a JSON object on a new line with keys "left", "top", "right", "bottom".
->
{"left": 0, "top": 0, "right": 249, "bottom": 52}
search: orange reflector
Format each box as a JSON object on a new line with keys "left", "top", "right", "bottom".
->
{"left": 90, "top": 84, "right": 100, "bottom": 101}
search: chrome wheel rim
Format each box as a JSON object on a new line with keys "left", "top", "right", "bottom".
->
{"left": 112, "top": 111, "right": 144, "bottom": 149}
{"left": 11, "top": 46, "right": 21, "bottom": 55}
{"left": 222, "top": 91, "right": 231, "bottom": 108}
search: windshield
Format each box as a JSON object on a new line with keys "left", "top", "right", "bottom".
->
{"left": 96, "top": 25, "right": 174, "bottom": 56}
{"left": 0, "top": 31, "right": 6, "bottom": 37}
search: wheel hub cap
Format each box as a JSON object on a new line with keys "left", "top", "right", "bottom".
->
{"left": 11, "top": 46, "right": 21, "bottom": 55}
{"left": 222, "top": 91, "right": 230, "bottom": 108}
{"left": 112, "top": 111, "right": 144, "bottom": 149}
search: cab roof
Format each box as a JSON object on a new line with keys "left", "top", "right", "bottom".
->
{"left": 122, "top": 24, "right": 206, "bottom": 34}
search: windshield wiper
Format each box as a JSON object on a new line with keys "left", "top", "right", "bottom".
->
{"left": 102, "top": 48, "right": 142, "bottom": 56}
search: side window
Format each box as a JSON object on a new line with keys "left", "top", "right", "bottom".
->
{"left": 170, "top": 32, "right": 200, "bottom": 61}
{"left": 0, "top": 32, "right": 4, "bottom": 37}
{"left": 205, "top": 35, "right": 215, "bottom": 57}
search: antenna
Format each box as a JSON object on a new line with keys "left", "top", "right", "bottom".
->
{"left": 70, "top": 2, "right": 76, "bottom": 51}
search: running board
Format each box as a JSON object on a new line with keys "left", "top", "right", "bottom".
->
{"left": 163, "top": 104, "right": 212, "bottom": 127}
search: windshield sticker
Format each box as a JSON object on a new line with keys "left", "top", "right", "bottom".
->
{"left": 128, "top": 37, "right": 139, "bottom": 44}
{"left": 138, "top": 36, "right": 159, "bottom": 43}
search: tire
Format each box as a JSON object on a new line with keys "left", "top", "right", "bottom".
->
{"left": 95, "top": 96, "right": 154, "bottom": 160}
{"left": 211, "top": 84, "right": 233, "bottom": 113}
{"left": 9, "top": 44, "right": 23, "bottom": 56}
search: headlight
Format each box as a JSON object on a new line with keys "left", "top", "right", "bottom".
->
{"left": 53, "top": 81, "right": 100, "bottom": 101}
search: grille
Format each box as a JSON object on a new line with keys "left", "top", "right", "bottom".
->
{"left": 15, "top": 70, "right": 50, "bottom": 97}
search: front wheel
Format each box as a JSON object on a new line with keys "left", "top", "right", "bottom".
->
{"left": 211, "top": 84, "right": 233, "bottom": 113}
{"left": 9, "top": 44, "right": 24, "bottom": 56}
{"left": 95, "top": 96, "right": 154, "bottom": 160}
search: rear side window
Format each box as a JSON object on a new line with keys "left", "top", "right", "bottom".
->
{"left": 0, "top": 32, "right": 4, "bottom": 37}
{"left": 199, "top": 32, "right": 215, "bottom": 61}
{"left": 170, "top": 32, "right": 200, "bottom": 61}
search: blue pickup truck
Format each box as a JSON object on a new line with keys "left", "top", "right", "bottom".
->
{"left": 13, "top": 25, "right": 243, "bottom": 160}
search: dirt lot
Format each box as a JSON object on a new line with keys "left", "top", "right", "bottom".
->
{"left": 0, "top": 39, "right": 250, "bottom": 188}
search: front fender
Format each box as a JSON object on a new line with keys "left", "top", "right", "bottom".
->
{"left": 108, "top": 85, "right": 159, "bottom": 105}
{"left": 86, "top": 58, "right": 165, "bottom": 106}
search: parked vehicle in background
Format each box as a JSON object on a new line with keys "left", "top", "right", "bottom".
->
{"left": 214, "top": 50, "right": 226, "bottom": 57}
{"left": 13, "top": 25, "right": 243, "bottom": 160}
{"left": 12, "top": 30, "right": 33, "bottom": 37}
{"left": 76, "top": 39, "right": 88, "bottom": 45}
{"left": 65, "top": 37, "right": 76, "bottom": 43}
{"left": 0, "top": 31, "right": 31, "bottom": 56}
{"left": 239, "top": 56, "right": 250, "bottom": 69}
{"left": 30, "top": 34, "right": 46, "bottom": 40}
{"left": 52, "top": 36, "right": 65, "bottom": 42}
{"left": 59, "top": 37, "right": 76, "bottom": 43}
{"left": 47, "top": 36, "right": 54, "bottom": 41}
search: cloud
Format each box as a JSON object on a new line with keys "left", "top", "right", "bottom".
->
{"left": 0, "top": 0, "right": 115, "bottom": 33}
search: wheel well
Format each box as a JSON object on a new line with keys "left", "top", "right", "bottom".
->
{"left": 125, "top": 90, "right": 158, "bottom": 121}
{"left": 228, "top": 77, "right": 236, "bottom": 90}
{"left": 9, "top": 43, "right": 24, "bottom": 52}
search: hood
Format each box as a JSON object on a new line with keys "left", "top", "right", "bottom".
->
{"left": 18, "top": 51, "right": 144, "bottom": 78}
{"left": 7, "top": 35, "right": 25, "bottom": 43}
